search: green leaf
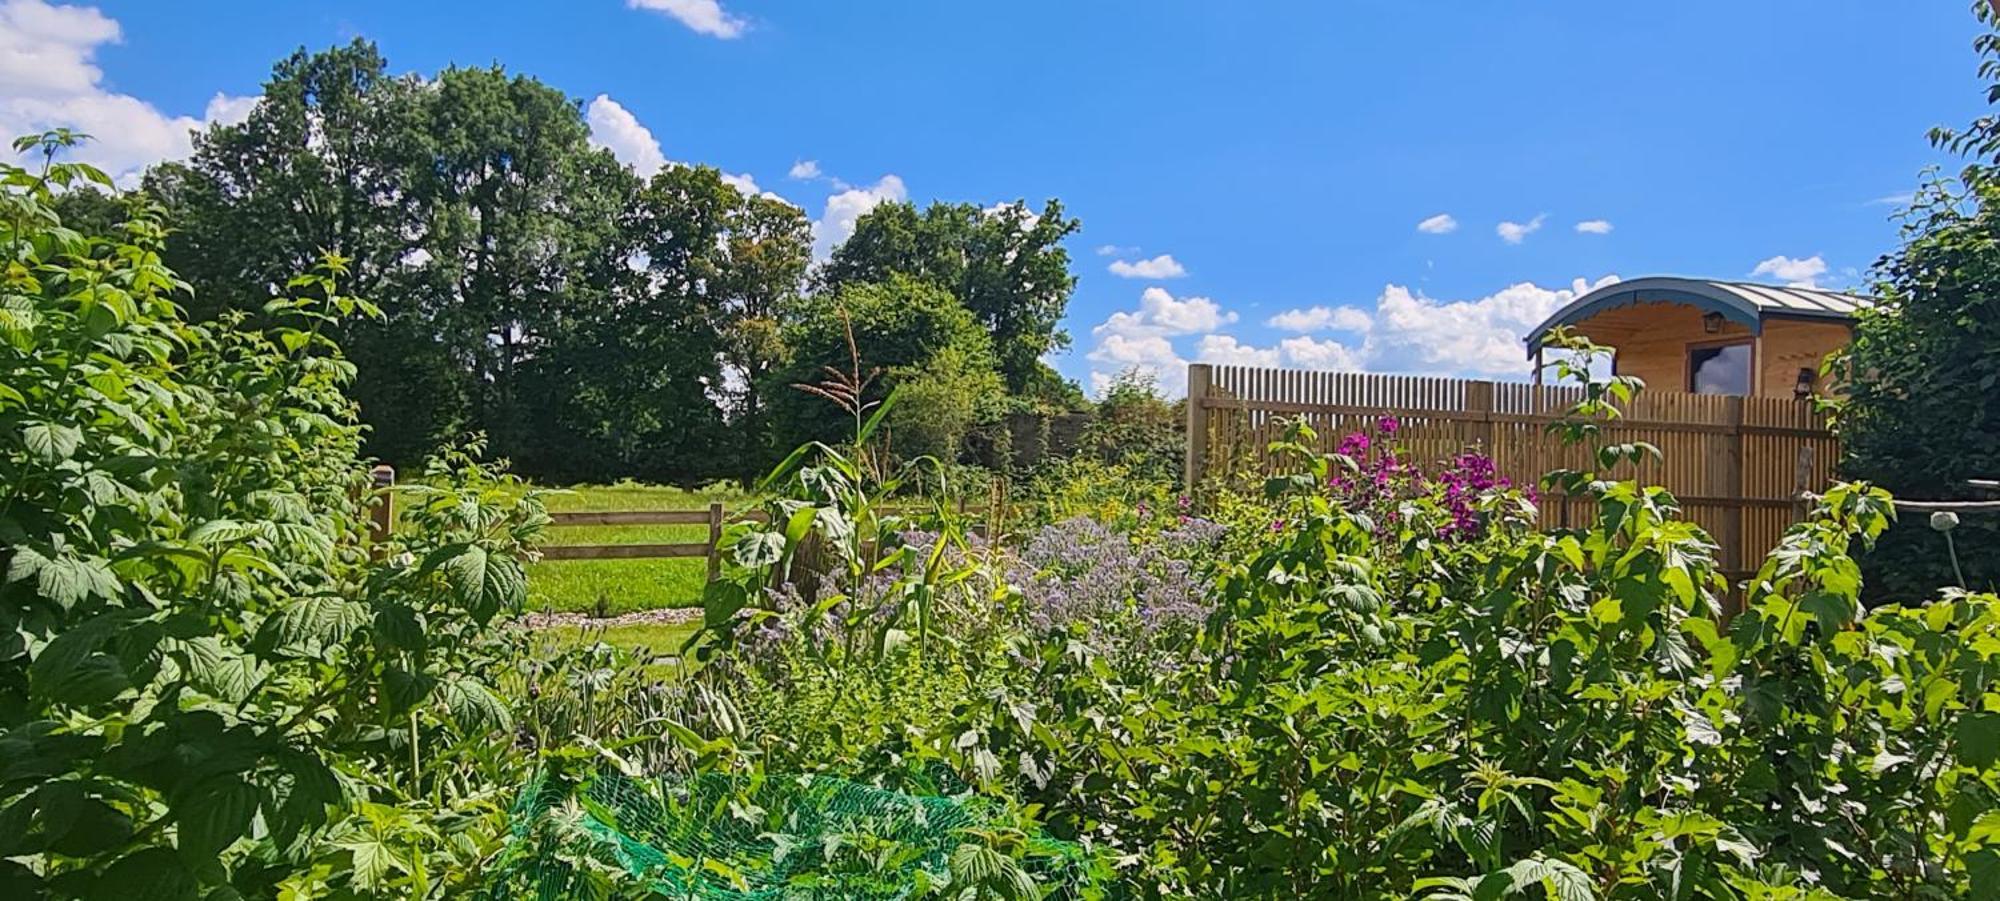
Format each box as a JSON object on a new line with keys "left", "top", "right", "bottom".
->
{"left": 22, "top": 421, "right": 82, "bottom": 462}
{"left": 1958, "top": 712, "right": 2000, "bottom": 770}
{"left": 430, "top": 544, "right": 525, "bottom": 620}
{"left": 88, "top": 847, "right": 198, "bottom": 900}
{"left": 438, "top": 677, "right": 511, "bottom": 735}
{"left": 35, "top": 554, "right": 121, "bottom": 610}
{"left": 253, "top": 595, "right": 369, "bottom": 657}
{"left": 172, "top": 775, "right": 260, "bottom": 859}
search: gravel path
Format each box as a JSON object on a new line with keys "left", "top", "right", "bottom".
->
{"left": 520, "top": 606, "right": 703, "bottom": 630}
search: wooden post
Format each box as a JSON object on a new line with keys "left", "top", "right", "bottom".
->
{"left": 1185, "top": 363, "right": 1212, "bottom": 493}
{"left": 1720, "top": 396, "right": 1747, "bottom": 580}
{"left": 1465, "top": 380, "right": 1496, "bottom": 454}
{"left": 1792, "top": 444, "right": 1816, "bottom": 522}
{"left": 368, "top": 465, "right": 395, "bottom": 559}
{"left": 705, "top": 501, "right": 725, "bottom": 583}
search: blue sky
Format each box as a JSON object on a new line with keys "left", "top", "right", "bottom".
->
{"left": 1, "top": 0, "right": 1987, "bottom": 393}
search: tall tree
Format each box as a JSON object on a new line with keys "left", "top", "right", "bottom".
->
{"left": 148, "top": 42, "right": 647, "bottom": 473}
{"left": 1834, "top": 1, "right": 2000, "bottom": 599}
{"left": 819, "top": 199, "right": 1081, "bottom": 398}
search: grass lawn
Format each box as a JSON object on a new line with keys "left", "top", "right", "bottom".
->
{"left": 527, "top": 482, "right": 747, "bottom": 615}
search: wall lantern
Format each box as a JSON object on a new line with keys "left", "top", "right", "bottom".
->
{"left": 1702, "top": 311, "right": 1726, "bottom": 334}
{"left": 1794, "top": 367, "right": 1816, "bottom": 400}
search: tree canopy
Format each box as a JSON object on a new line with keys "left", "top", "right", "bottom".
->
{"left": 127, "top": 40, "right": 1084, "bottom": 483}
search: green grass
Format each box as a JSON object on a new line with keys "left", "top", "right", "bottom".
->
{"left": 527, "top": 482, "right": 747, "bottom": 615}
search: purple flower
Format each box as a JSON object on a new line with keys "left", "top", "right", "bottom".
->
{"left": 1377, "top": 416, "right": 1400, "bottom": 435}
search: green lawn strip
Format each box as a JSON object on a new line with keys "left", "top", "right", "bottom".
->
{"left": 528, "top": 557, "right": 707, "bottom": 615}
{"left": 536, "top": 481, "right": 747, "bottom": 513}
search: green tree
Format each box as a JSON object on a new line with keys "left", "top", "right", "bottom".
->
{"left": 1834, "top": 2, "right": 2000, "bottom": 599}
{"left": 766, "top": 275, "right": 1001, "bottom": 460}
{"left": 524, "top": 164, "right": 811, "bottom": 482}
{"left": 819, "top": 199, "right": 1081, "bottom": 398}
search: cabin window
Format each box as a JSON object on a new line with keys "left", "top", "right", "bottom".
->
{"left": 1687, "top": 341, "right": 1752, "bottom": 395}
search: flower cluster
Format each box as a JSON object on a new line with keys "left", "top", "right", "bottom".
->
{"left": 1327, "top": 416, "right": 1515, "bottom": 541}
{"left": 1007, "top": 516, "right": 1222, "bottom": 662}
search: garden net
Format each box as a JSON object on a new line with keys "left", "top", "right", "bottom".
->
{"left": 488, "top": 767, "right": 1103, "bottom": 899}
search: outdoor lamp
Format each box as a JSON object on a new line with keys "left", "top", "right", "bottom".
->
{"left": 1702, "top": 312, "right": 1726, "bottom": 334}
{"left": 1794, "top": 367, "right": 1815, "bottom": 399}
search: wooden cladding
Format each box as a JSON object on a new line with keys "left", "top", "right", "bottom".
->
{"left": 1184, "top": 364, "right": 1839, "bottom": 582}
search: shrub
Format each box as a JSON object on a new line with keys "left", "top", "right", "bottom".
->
{"left": 0, "top": 134, "right": 549, "bottom": 898}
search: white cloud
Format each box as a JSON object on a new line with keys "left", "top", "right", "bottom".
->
{"left": 1750, "top": 254, "right": 1828, "bottom": 288}
{"left": 1574, "top": 219, "right": 1613, "bottom": 235}
{"left": 1195, "top": 334, "right": 1279, "bottom": 367}
{"left": 1078, "top": 274, "right": 1624, "bottom": 393}
{"left": 627, "top": 0, "right": 747, "bottom": 38}
{"left": 1095, "top": 243, "right": 1138, "bottom": 257}
{"left": 1363, "top": 275, "right": 1619, "bottom": 376}
{"left": 813, "top": 173, "right": 906, "bottom": 258}
{"left": 1096, "top": 286, "right": 1236, "bottom": 337}
{"left": 1867, "top": 192, "right": 1914, "bottom": 207}
{"left": 1496, "top": 213, "right": 1546, "bottom": 244}
{"left": 1107, "top": 253, "right": 1187, "bottom": 280}
{"left": 1265, "top": 304, "right": 1372, "bottom": 333}
{"left": 1416, "top": 213, "right": 1458, "bottom": 235}
{"left": 1279, "top": 335, "right": 1365, "bottom": 371}
{"left": 585, "top": 94, "right": 669, "bottom": 177}
{"left": 0, "top": 0, "right": 259, "bottom": 185}
{"left": 1087, "top": 332, "right": 1187, "bottom": 397}
{"left": 586, "top": 93, "right": 779, "bottom": 203}
{"left": 788, "top": 159, "right": 820, "bottom": 180}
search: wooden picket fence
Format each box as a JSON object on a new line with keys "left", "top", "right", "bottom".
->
{"left": 1184, "top": 364, "right": 1839, "bottom": 581}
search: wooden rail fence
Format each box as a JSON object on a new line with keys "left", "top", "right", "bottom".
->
{"left": 1185, "top": 364, "right": 1839, "bottom": 581}
{"left": 538, "top": 497, "right": 1002, "bottom": 582}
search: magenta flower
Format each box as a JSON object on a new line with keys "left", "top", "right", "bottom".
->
{"left": 1377, "top": 415, "right": 1401, "bottom": 435}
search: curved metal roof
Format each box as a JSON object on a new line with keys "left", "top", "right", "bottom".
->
{"left": 1524, "top": 276, "right": 1867, "bottom": 357}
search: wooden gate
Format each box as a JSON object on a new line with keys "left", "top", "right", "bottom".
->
{"left": 1184, "top": 364, "right": 1838, "bottom": 580}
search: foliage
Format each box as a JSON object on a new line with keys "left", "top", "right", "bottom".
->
{"left": 765, "top": 275, "right": 1003, "bottom": 465}
{"left": 889, "top": 342, "right": 1009, "bottom": 464}
{"left": 819, "top": 199, "right": 1083, "bottom": 399}
{"left": 0, "top": 135, "right": 555, "bottom": 897}
{"left": 653, "top": 328, "right": 2000, "bottom": 899}
{"left": 1829, "top": 4, "right": 2000, "bottom": 599}
{"left": 1014, "top": 457, "right": 1178, "bottom": 533}
{"left": 138, "top": 41, "right": 1089, "bottom": 487}
{"left": 1076, "top": 369, "right": 1182, "bottom": 489}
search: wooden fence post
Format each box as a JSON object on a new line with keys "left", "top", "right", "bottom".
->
{"left": 368, "top": 465, "right": 395, "bottom": 559}
{"left": 1185, "top": 364, "right": 1212, "bottom": 493}
{"left": 1465, "top": 380, "right": 1496, "bottom": 454}
{"left": 705, "top": 501, "right": 725, "bottom": 583}
{"left": 1720, "top": 396, "right": 1747, "bottom": 580}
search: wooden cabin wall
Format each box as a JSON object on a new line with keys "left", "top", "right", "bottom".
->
{"left": 1759, "top": 318, "right": 1853, "bottom": 396}
{"left": 1566, "top": 301, "right": 1850, "bottom": 398}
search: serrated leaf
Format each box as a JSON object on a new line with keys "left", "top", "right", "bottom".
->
{"left": 1958, "top": 712, "right": 2000, "bottom": 770}
{"left": 438, "top": 678, "right": 510, "bottom": 735}
{"left": 22, "top": 421, "right": 81, "bottom": 462}
{"left": 172, "top": 776, "right": 259, "bottom": 859}
{"left": 254, "top": 595, "right": 368, "bottom": 657}
{"left": 35, "top": 554, "right": 120, "bottom": 610}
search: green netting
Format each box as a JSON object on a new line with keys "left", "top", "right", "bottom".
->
{"left": 486, "top": 767, "right": 1104, "bottom": 899}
